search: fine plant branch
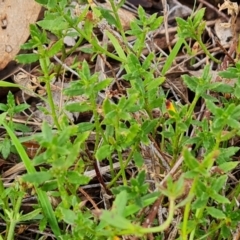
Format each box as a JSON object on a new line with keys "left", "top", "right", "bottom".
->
{"left": 196, "top": 35, "right": 220, "bottom": 63}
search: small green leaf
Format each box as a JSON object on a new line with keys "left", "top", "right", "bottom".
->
{"left": 99, "top": 8, "right": 118, "bottom": 27}
{"left": 193, "top": 8, "right": 205, "bottom": 27}
{"left": 209, "top": 83, "right": 233, "bottom": 93}
{"left": 13, "top": 123, "right": 31, "bottom": 133}
{"left": 209, "top": 191, "right": 230, "bottom": 204}
{"left": 182, "top": 75, "right": 198, "bottom": 92}
{"left": 162, "top": 39, "right": 185, "bottom": 74}
{"left": 47, "top": 0, "right": 57, "bottom": 9}
{"left": 94, "top": 79, "right": 112, "bottom": 92}
{"left": 234, "top": 85, "right": 240, "bottom": 99}
{"left": 79, "top": 47, "right": 94, "bottom": 54}
{"left": 0, "top": 104, "right": 7, "bottom": 112}
{"left": 47, "top": 39, "right": 63, "bottom": 57}
{"left": 205, "top": 100, "right": 220, "bottom": 115}
{"left": 113, "top": 190, "right": 128, "bottom": 216}
{"left": 219, "top": 69, "right": 238, "bottom": 79}
{"left": 103, "top": 98, "right": 115, "bottom": 114}
{"left": 133, "top": 151, "right": 144, "bottom": 167}
{"left": 211, "top": 175, "right": 227, "bottom": 192}
{"left": 228, "top": 118, "right": 240, "bottom": 128}
{"left": 206, "top": 207, "right": 226, "bottom": 219}
{"left": 219, "top": 161, "right": 239, "bottom": 173}
{"left": 105, "top": 30, "right": 127, "bottom": 67}
{"left": 42, "top": 122, "right": 53, "bottom": 142}
{"left": 16, "top": 54, "right": 39, "bottom": 64}
{"left": 66, "top": 171, "right": 90, "bottom": 185}
{"left": 146, "top": 77, "right": 165, "bottom": 91}
{"left": 14, "top": 104, "right": 30, "bottom": 113}
{"left": 96, "top": 144, "right": 113, "bottom": 161}
{"left": 1, "top": 138, "right": 11, "bottom": 159}
{"left": 22, "top": 171, "right": 53, "bottom": 185}
{"left": 37, "top": 17, "right": 69, "bottom": 32}
{"left": 183, "top": 148, "right": 200, "bottom": 170}
{"left": 65, "top": 102, "right": 92, "bottom": 112}
{"left": 77, "top": 122, "right": 94, "bottom": 132}
{"left": 61, "top": 208, "right": 77, "bottom": 225}
{"left": 138, "top": 5, "right": 146, "bottom": 20}
{"left": 192, "top": 193, "right": 208, "bottom": 209}
{"left": 221, "top": 224, "right": 231, "bottom": 238}
{"left": 150, "top": 16, "right": 163, "bottom": 30}
{"left": 19, "top": 209, "right": 42, "bottom": 222}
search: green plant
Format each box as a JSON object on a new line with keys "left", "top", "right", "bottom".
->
{"left": 176, "top": 8, "right": 220, "bottom": 63}
{"left": 0, "top": 91, "right": 30, "bottom": 158}
{"left": 0, "top": 0, "right": 240, "bottom": 239}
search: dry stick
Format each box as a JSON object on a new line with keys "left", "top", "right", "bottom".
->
{"left": 197, "top": 0, "right": 229, "bottom": 21}
{"left": 5, "top": 116, "right": 42, "bottom": 126}
{"left": 161, "top": 0, "right": 171, "bottom": 51}
{"left": 79, "top": 187, "right": 99, "bottom": 210}
{"left": 85, "top": 149, "right": 112, "bottom": 196}
{"left": 215, "top": 37, "right": 236, "bottom": 66}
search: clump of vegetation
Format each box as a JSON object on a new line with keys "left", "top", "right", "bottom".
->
{"left": 0, "top": 0, "right": 240, "bottom": 239}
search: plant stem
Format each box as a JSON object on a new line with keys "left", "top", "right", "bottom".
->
{"left": 186, "top": 94, "right": 199, "bottom": 120}
{"left": 107, "top": 143, "right": 137, "bottom": 188}
{"left": 7, "top": 219, "right": 16, "bottom": 240}
{"left": 189, "top": 208, "right": 204, "bottom": 240}
{"left": 7, "top": 194, "right": 23, "bottom": 240}
{"left": 108, "top": 0, "right": 129, "bottom": 48}
{"left": 174, "top": 94, "right": 200, "bottom": 161}
{"left": 182, "top": 176, "right": 198, "bottom": 240}
{"left": 45, "top": 80, "right": 61, "bottom": 130}
{"left": 118, "top": 150, "right": 127, "bottom": 186}
{"left": 197, "top": 36, "right": 220, "bottom": 64}
{"left": 137, "top": 29, "right": 148, "bottom": 58}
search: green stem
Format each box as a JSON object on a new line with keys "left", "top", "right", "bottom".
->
{"left": 137, "top": 29, "right": 148, "bottom": 58}
{"left": 186, "top": 94, "right": 200, "bottom": 120}
{"left": 189, "top": 208, "right": 204, "bottom": 240}
{"left": 107, "top": 143, "right": 137, "bottom": 188}
{"left": 182, "top": 177, "right": 198, "bottom": 240}
{"left": 45, "top": 80, "right": 61, "bottom": 130}
{"left": 118, "top": 150, "right": 127, "bottom": 186}
{"left": 108, "top": 0, "right": 129, "bottom": 48}
{"left": 91, "top": 97, "right": 107, "bottom": 153}
{"left": 7, "top": 219, "right": 16, "bottom": 240}
{"left": 39, "top": 53, "right": 61, "bottom": 130}
{"left": 172, "top": 125, "right": 180, "bottom": 162}
{"left": 174, "top": 94, "right": 200, "bottom": 161}
{"left": 67, "top": 35, "right": 84, "bottom": 56}
{"left": 7, "top": 194, "right": 23, "bottom": 240}
{"left": 197, "top": 37, "right": 220, "bottom": 64}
